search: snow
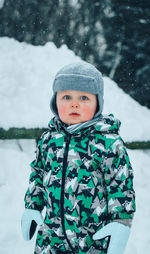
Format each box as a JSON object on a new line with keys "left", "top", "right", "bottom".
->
{"left": 0, "top": 37, "right": 150, "bottom": 141}
{"left": 103, "top": 77, "right": 150, "bottom": 141}
{"left": 0, "top": 37, "right": 81, "bottom": 131}
{"left": 0, "top": 140, "right": 150, "bottom": 254}
{"left": 0, "top": 37, "right": 150, "bottom": 253}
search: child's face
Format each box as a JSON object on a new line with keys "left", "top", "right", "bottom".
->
{"left": 56, "top": 90, "right": 97, "bottom": 125}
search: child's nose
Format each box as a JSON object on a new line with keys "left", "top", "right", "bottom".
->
{"left": 71, "top": 100, "right": 79, "bottom": 108}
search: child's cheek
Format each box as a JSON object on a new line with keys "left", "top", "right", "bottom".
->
{"left": 58, "top": 104, "right": 68, "bottom": 117}
{"left": 82, "top": 105, "right": 95, "bottom": 118}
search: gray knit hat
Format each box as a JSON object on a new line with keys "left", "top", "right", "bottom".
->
{"left": 50, "top": 61, "right": 104, "bottom": 118}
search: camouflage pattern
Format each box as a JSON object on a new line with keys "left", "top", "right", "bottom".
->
{"left": 25, "top": 114, "right": 136, "bottom": 254}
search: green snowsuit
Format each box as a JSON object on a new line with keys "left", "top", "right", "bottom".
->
{"left": 25, "top": 114, "right": 136, "bottom": 254}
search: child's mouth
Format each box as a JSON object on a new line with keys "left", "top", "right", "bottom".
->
{"left": 69, "top": 113, "right": 80, "bottom": 116}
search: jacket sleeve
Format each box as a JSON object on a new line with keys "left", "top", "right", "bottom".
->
{"left": 103, "top": 137, "right": 136, "bottom": 221}
{"left": 24, "top": 137, "right": 45, "bottom": 211}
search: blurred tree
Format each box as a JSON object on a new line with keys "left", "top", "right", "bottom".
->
{"left": 0, "top": 0, "right": 150, "bottom": 108}
{"left": 104, "top": 0, "right": 150, "bottom": 107}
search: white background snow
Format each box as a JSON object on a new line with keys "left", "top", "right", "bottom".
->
{"left": 0, "top": 37, "right": 150, "bottom": 254}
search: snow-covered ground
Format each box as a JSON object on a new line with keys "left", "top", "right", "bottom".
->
{"left": 0, "top": 37, "right": 150, "bottom": 254}
{"left": 0, "top": 140, "right": 150, "bottom": 254}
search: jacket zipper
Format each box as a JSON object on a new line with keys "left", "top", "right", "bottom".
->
{"left": 60, "top": 134, "right": 75, "bottom": 253}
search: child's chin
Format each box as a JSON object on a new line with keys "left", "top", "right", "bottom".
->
{"left": 67, "top": 119, "right": 82, "bottom": 125}
{"left": 69, "top": 121, "right": 80, "bottom": 125}
{"left": 64, "top": 117, "right": 81, "bottom": 125}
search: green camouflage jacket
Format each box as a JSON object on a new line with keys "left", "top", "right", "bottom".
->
{"left": 25, "top": 114, "right": 136, "bottom": 254}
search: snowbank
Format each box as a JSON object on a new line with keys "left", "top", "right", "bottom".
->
{"left": 0, "top": 37, "right": 150, "bottom": 142}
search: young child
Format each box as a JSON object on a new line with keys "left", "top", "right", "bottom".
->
{"left": 21, "top": 62, "right": 136, "bottom": 254}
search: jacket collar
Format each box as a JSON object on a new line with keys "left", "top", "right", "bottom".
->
{"left": 48, "top": 114, "right": 121, "bottom": 136}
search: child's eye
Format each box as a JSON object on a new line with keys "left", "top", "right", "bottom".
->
{"left": 81, "top": 96, "right": 88, "bottom": 101}
{"left": 63, "top": 95, "right": 71, "bottom": 100}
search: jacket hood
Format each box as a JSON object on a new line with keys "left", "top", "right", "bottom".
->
{"left": 94, "top": 114, "right": 121, "bottom": 134}
{"left": 48, "top": 114, "right": 121, "bottom": 135}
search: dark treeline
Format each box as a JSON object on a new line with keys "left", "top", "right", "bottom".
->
{"left": 0, "top": 127, "right": 150, "bottom": 149}
{"left": 0, "top": 0, "right": 150, "bottom": 109}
